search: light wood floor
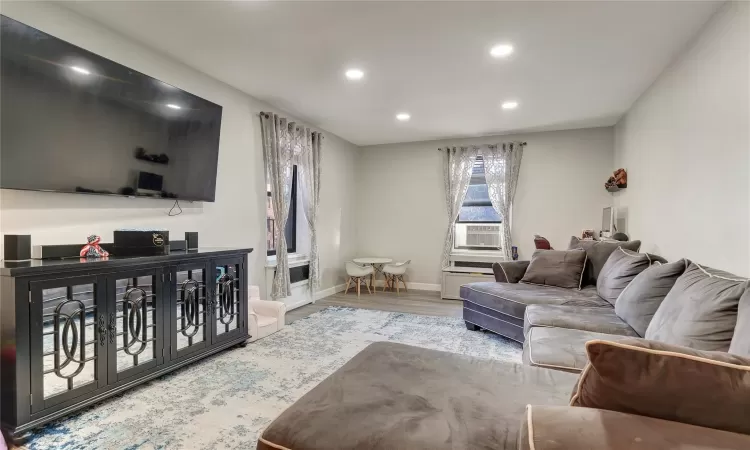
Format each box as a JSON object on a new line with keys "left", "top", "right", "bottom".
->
{"left": 286, "top": 289, "right": 462, "bottom": 324}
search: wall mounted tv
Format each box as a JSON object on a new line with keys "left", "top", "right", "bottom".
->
{"left": 0, "top": 15, "right": 223, "bottom": 202}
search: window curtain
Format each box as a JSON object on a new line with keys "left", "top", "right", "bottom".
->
{"left": 260, "top": 113, "right": 294, "bottom": 299}
{"left": 295, "top": 128, "right": 323, "bottom": 291}
{"left": 482, "top": 142, "right": 525, "bottom": 259}
{"left": 440, "top": 146, "right": 479, "bottom": 268}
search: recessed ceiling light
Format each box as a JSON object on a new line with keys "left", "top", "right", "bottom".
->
{"left": 345, "top": 69, "right": 364, "bottom": 80}
{"left": 166, "top": 104, "right": 182, "bottom": 110}
{"left": 501, "top": 101, "right": 518, "bottom": 110}
{"left": 490, "top": 44, "right": 514, "bottom": 58}
{"left": 396, "top": 113, "right": 411, "bottom": 122}
{"left": 70, "top": 66, "right": 90, "bottom": 75}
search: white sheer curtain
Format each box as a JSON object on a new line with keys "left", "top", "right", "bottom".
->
{"left": 295, "top": 128, "right": 323, "bottom": 291}
{"left": 440, "top": 146, "right": 479, "bottom": 268}
{"left": 482, "top": 142, "right": 525, "bottom": 260}
{"left": 260, "top": 113, "right": 294, "bottom": 299}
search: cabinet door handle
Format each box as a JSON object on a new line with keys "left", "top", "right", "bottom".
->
{"left": 108, "top": 313, "right": 116, "bottom": 344}
{"left": 98, "top": 315, "right": 107, "bottom": 346}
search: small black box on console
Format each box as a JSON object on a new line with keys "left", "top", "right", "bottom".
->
{"left": 113, "top": 229, "right": 169, "bottom": 257}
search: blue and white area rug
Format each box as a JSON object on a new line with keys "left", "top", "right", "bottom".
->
{"left": 24, "top": 306, "right": 521, "bottom": 449}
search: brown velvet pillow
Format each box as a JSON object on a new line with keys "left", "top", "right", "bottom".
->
{"left": 520, "top": 249, "right": 587, "bottom": 289}
{"left": 570, "top": 338, "right": 750, "bottom": 435}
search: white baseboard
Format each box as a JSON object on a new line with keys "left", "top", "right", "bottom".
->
{"left": 371, "top": 280, "right": 441, "bottom": 292}
{"left": 285, "top": 297, "right": 313, "bottom": 311}
{"left": 313, "top": 283, "right": 346, "bottom": 301}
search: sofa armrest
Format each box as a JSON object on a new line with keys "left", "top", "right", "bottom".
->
{"left": 492, "top": 260, "right": 529, "bottom": 283}
{"left": 519, "top": 405, "right": 750, "bottom": 450}
{"left": 249, "top": 299, "right": 286, "bottom": 326}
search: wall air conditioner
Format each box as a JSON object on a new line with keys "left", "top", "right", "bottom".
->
{"left": 465, "top": 224, "right": 501, "bottom": 248}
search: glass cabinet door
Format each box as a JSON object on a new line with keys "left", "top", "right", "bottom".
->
{"left": 170, "top": 261, "right": 210, "bottom": 360}
{"left": 29, "top": 275, "right": 107, "bottom": 413}
{"left": 211, "top": 257, "right": 246, "bottom": 344}
{"left": 106, "top": 269, "right": 165, "bottom": 384}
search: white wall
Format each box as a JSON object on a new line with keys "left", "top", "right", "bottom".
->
{"left": 0, "top": 1, "right": 359, "bottom": 292}
{"left": 613, "top": 1, "right": 750, "bottom": 276}
{"left": 356, "top": 127, "right": 615, "bottom": 286}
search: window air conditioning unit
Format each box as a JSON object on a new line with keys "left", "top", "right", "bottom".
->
{"left": 465, "top": 225, "right": 501, "bottom": 248}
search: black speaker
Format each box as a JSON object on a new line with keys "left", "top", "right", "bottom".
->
{"left": 4, "top": 235, "right": 31, "bottom": 261}
{"left": 169, "top": 240, "right": 187, "bottom": 252}
{"left": 186, "top": 232, "right": 199, "bottom": 250}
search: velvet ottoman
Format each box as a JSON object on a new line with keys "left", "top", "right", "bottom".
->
{"left": 257, "top": 342, "right": 577, "bottom": 450}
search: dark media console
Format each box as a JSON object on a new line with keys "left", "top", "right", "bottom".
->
{"left": 0, "top": 247, "right": 252, "bottom": 437}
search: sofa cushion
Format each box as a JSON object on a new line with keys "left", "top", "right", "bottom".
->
{"left": 645, "top": 262, "right": 749, "bottom": 351}
{"left": 520, "top": 249, "right": 587, "bottom": 289}
{"left": 596, "top": 248, "right": 652, "bottom": 305}
{"left": 568, "top": 237, "right": 641, "bottom": 286}
{"left": 461, "top": 282, "right": 608, "bottom": 321}
{"left": 615, "top": 259, "right": 688, "bottom": 337}
{"left": 257, "top": 342, "right": 578, "bottom": 450}
{"left": 729, "top": 289, "right": 750, "bottom": 357}
{"left": 571, "top": 338, "right": 750, "bottom": 435}
{"left": 519, "top": 405, "right": 750, "bottom": 450}
{"left": 522, "top": 327, "right": 632, "bottom": 373}
{"left": 492, "top": 260, "right": 530, "bottom": 283}
{"left": 524, "top": 304, "right": 638, "bottom": 337}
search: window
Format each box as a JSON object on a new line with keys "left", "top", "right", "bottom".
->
{"left": 267, "top": 165, "right": 297, "bottom": 256}
{"left": 454, "top": 157, "right": 502, "bottom": 250}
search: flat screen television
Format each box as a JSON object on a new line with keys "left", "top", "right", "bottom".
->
{"left": 0, "top": 15, "right": 223, "bottom": 202}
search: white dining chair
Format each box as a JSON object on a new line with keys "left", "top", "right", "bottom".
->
{"left": 345, "top": 261, "right": 374, "bottom": 297}
{"left": 382, "top": 260, "right": 411, "bottom": 295}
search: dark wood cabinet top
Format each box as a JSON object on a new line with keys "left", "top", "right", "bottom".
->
{"left": 0, "top": 247, "right": 253, "bottom": 277}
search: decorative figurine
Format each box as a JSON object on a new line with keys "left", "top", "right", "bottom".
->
{"left": 511, "top": 246, "right": 519, "bottom": 261}
{"left": 605, "top": 168, "right": 628, "bottom": 190}
{"left": 80, "top": 235, "right": 109, "bottom": 258}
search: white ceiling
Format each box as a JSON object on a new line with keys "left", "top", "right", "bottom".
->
{"left": 61, "top": 1, "right": 720, "bottom": 146}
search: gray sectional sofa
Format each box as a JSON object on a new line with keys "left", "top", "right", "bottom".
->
{"left": 461, "top": 237, "right": 643, "bottom": 343}
{"left": 461, "top": 237, "right": 750, "bottom": 374}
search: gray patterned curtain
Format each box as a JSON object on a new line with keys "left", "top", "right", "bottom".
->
{"left": 440, "top": 146, "right": 479, "bottom": 268}
{"left": 261, "top": 113, "right": 294, "bottom": 299}
{"left": 482, "top": 142, "right": 525, "bottom": 259}
{"left": 296, "top": 128, "right": 323, "bottom": 291}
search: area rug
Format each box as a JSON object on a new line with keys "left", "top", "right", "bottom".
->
{"left": 23, "top": 306, "right": 521, "bottom": 449}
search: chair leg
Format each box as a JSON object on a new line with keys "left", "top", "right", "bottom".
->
{"left": 400, "top": 276, "right": 408, "bottom": 292}
{"left": 366, "top": 277, "right": 372, "bottom": 294}
{"left": 357, "top": 277, "right": 361, "bottom": 297}
{"left": 345, "top": 277, "right": 351, "bottom": 294}
{"left": 396, "top": 276, "right": 400, "bottom": 296}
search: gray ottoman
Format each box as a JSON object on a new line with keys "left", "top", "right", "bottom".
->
{"left": 258, "top": 342, "right": 578, "bottom": 450}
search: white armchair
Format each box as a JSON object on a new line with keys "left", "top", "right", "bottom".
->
{"left": 248, "top": 285, "right": 286, "bottom": 342}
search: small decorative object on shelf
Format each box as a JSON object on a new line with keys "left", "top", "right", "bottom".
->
{"left": 511, "top": 246, "right": 519, "bottom": 261}
{"left": 581, "top": 229, "right": 595, "bottom": 240}
{"left": 605, "top": 168, "right": 627, "bottom": 192}
{"left": 79, "top": 234, "right": 109, "bottom": 258}
{"left": 135, "top": 147, "right": 170, "bottom": 165}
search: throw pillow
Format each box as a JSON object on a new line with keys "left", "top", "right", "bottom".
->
{"left": 729, "top": 289, "right": 750, "bottom": 357}
{"left": 595, "top": 248, "right": 652, "bottom": 305}
{"left": 520, "top": 249, "right": 587, "bottom": 290}
{"left": 570, "top": 338, "right": 750, "bottom": 435}
{"left": 567, "top": 237, "right": 641, "bottom": 286}
{"left": 645, "top": 262, "right": 749, "bottom": 351}
{"left": 614, "top": 259, "right": 687, "bottom": 337}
